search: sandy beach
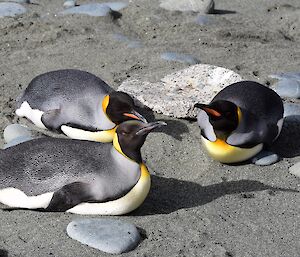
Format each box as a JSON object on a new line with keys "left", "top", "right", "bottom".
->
{"left": 0, "top": 0, "right": 300, "bottom": 256}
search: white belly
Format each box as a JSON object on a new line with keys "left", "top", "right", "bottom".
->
{"left": 201, "top": 136, "right": 263, "bottom": 163}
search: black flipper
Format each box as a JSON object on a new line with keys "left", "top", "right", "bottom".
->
{"left": 41, "top": 109, "right": 63, "bottom": 131}
{"left": 226, "top": 109, "right": 279, "bottom": 148}
{"left": 46, "top": 182, "right": 93, "bottom": 212}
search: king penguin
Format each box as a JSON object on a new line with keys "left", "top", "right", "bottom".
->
{"left": 195, "top": 81, "right": 284, "bottom": 163}
{"left": 16, "top": 69, "right": 147, "bottom": 143}
{"left": 0, "top": 120, "right": 166, "bottom": 214}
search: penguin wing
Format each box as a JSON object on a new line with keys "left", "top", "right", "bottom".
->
{"left": 41, "top": 109, "right": 64, "bottom": 131}
{"left": 226, "top": 111, "right": 279, "bottom": 147}
{"left": 197, "top": 109, "right": 217, "bottom": 141}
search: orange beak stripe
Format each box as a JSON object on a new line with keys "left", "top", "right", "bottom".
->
{"left": 123, "top": 113, "right": 140, "bottom": 120}
{"left": 203, "top": 107, "right": 221, "bottom": 117}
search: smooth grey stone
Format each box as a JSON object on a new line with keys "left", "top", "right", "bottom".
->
{"left": 274, "top": 79, "right": 300, "bottom": 98}
{"left": 67, "top": 218, "right": 141, "bottom": 254}
{"left": 3, "top": 124, "right": 32, "bottom": 143}
{"left": 289, "top": 162, "right": 300, "bottom": 177}
{"left": 283, "top": 103, "right": 300, "bottom": 118}
{"left": 252, "top": 151, "right": 279, "bottom": 166}
{"left": 0, "top": 2, "right": 26, "bottom": 17}
{"left": 3, "top": 135, "right": 33, "bottom": 149}
{"left": 195, "top": 15, "right": 211, "bottom": 25}
{"left": 160, "top": 0, "right": 214, "bottom": 14}
{"left": 270, "top": 72, "right": 300, "bottom": 81}
{"left": 61, "top": 2, "right": 128, "bottom": 16}
{"left": 161, "top": 52, "right": 200, "bottom": 65}
{"left": 104, "top": 2, "right": 128, "bottom": 10}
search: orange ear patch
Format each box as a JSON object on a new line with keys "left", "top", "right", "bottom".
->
{"left": 203, "top": 107, "right": 221, "bottom": 117}
{"left": 123, "top": 113, "right": 140, "bottom": 120}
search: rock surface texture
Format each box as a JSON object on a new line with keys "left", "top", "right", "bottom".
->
{"left": 118, "top": 64, "right": 242, "bottom": 118}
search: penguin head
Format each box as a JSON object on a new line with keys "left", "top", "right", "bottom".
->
{"left": 113, "top": 120, "right": 167, "bottom": 163}
{"left": 195, "top": 100, "right": 239, "bottom": 137}
{"left": 105, "top": 91, "right": 147, "bottom": 124}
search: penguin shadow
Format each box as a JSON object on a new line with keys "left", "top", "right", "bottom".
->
{"left": 153, "top": 119, "right": 189, "bottom": 141}
{"left": 211, "top": 9, "right": 236, "bottom": 15}
{"left": 271, "top": 116, "right": 300, "bottom": 158}
{"left": 137, "top": 106, "right": 190, "bottom": 141}
{"left": 132, "top": 175, "right": 299, "bottom": 216}
{"left": 135, "top": 106, "right": 156, "bottom": 123}
{"left": 0, "top": 249, "right": 8, "bottom": 257}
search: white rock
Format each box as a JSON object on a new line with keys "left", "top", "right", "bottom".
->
{"left": 160, "top": 0, "right": 214, "bottom": 14}
{"left": 118, "top": 64, "right": 242, "bottom": 118}
{"left": 63, "top": 0, "right": 76, "bottom": 8}
{"left": 289, "top": 162, "right": 300, "bottom": 177}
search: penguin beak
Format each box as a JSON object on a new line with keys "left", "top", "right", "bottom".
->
{"left": 123, "top": 110, "right": 148, "bottom": 123}
{"left": 136, "top": 121, "right": 167, "bottom": 135}
{"left": 194, "top": 103, "right": 221, "bottom": 117}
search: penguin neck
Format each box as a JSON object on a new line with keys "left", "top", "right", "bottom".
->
{"left": 97, "top": 95, "right": 116, "bottom": 130}
{"left": 110, "top": 147, "right": 141, "bottom": 175}
{"left": 112, "top": 133, "right": 143, "bottom": 164}
{"left": 214, "top": 107, "right": 242, "bottom": 141}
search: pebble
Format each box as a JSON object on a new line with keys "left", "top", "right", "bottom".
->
{"left": 0, "top": 2, "right": 26, "bottom": 17}
{"left": 118, "top": 64, "right": 242, "bottom": 118}
{"left": 3, "top": 136, "right": 33, "bottom": 149}
{"left": 61, "top": 2, "right": 128, "bottom": 16}
{"left": 3, "top": 124, "right": 32, "bottom": 143}
{"left": 269, "top": 72, "right": 300, "bottom": 81}
{"left": 274, "top": 79, "right": 300, "bottom": 98}
{"left": 161, "top": 52, "right": 200, "bottom": 65}
{"left": 112, "top": 33, "right": 143, "bottom": 48}
{"left": 289, "top": 162, "right": 300, "bottom": 177}
{"left": 63, "top": 0, "right": 76, "bottom": 8}
{"left": 283, "top": 103, "right": 300, "bottom": 118}
{"left": 252, "top": 150, "right": 280, "bottom": 166}
{"left": 159, "top": 0, "right": 214, "bottom": 14}
{"left": 66, "top": 218, "right": 141, "bottom": 254}
{"left": 3, "top": 124, "right": 33, "bottom": 149}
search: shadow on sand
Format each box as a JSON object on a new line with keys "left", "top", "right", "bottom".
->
{"left": 137, "top": 106, "right": 190, "bottom": 141}
{"left": 212, "top": 9, "right": 237, "bottom": 15}
{"left": 2, "top": 176, "right": 298, "bottom": 215}
{"left": 0, "top": 249, "right": 8, "bottom": 257}
{"left": 133, "top": 175, "right": 299, "bottom": 215}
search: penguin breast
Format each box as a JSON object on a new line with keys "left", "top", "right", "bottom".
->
{"left": 66, "top": 163, "right": 151, "bottom": 215}
{"left": 201, "top": 136, "right": 263, "bottom": 163}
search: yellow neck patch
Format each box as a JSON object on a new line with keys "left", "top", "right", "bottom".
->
{"left": 102, "top": 95, "right": 110, "bottom": 114}
{"left": 201, "top": 136, "right": 263, "bottom": 163}
{"left": 140, "top": 163, "right": 150, "bottom": 178}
